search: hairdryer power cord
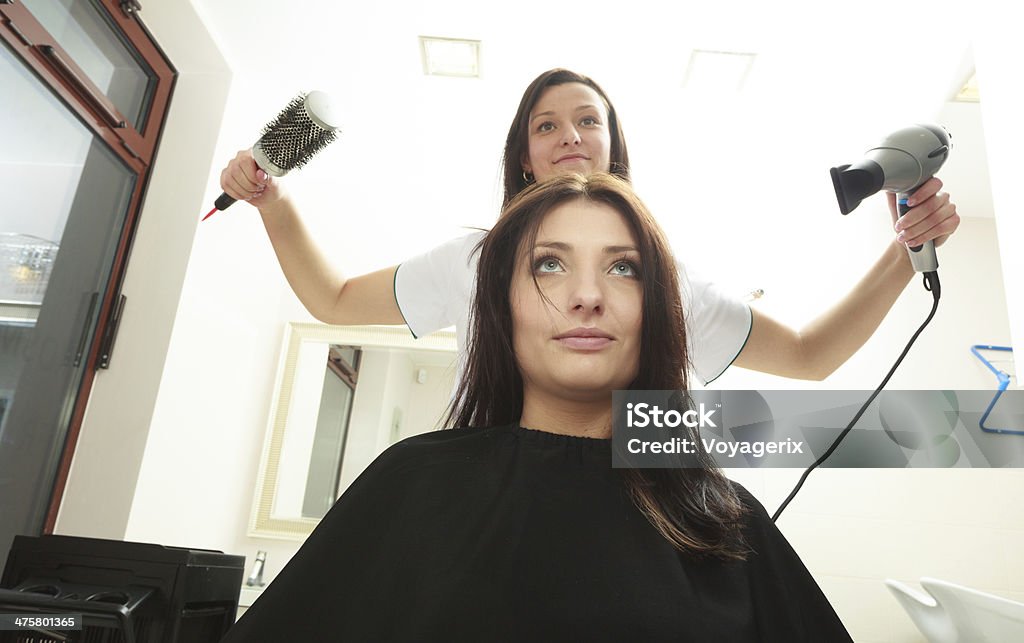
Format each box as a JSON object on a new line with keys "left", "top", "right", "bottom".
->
{"left": 772, "top": 270, "right": 941, "bottom": 522}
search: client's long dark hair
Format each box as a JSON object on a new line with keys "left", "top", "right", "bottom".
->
{"left": 445, "top": 173, "right": 748, "bottom": 560}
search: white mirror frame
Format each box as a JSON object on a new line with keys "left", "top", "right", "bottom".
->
{"left": 249, "top": 323, "right": 458, "bottom": 540}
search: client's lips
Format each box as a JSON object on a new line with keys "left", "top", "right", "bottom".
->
{"left": 554, "top": 327, "right": 613, "bottom": 350}
{"left": 555, "top": 153, "right": 589, "bottom": 163}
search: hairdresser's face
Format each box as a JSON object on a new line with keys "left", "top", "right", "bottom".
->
{"left": 523, "top": 83, "right": 612, "bottom": 182}
{"left": 511, "top": 199, "right": 642, "bottom": 402}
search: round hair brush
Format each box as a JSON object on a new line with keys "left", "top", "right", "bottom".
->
{"left": 203, "top": 91, "right": 342, "bottom": 220}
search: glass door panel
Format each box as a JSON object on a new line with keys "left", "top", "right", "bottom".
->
{"left": 0, "top": 40, "right": 136, "bottom": 556}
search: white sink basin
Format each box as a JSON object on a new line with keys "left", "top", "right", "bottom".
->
{"left": 886, "top": 577, "right": 1024, "bottom": 642}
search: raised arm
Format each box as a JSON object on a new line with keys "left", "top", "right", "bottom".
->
{"left": 733, "top": 178, "right": 959, "bottom": 380}
{"left": 219, "top": 149, "right": 405, "bottom": 326}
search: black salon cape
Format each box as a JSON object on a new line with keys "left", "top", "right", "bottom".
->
{"left": 222, "top": 425, "right": 852, "bottom": 642}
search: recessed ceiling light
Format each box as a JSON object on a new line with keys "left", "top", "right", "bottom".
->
{"left": 954, "top": 72, "right": 979, "bottom": 102}
{"left": 419, "top": 36, "right": 481, "bottom": 78}
{"left": 682, "top": 49, "right": 757, "bottom": 92}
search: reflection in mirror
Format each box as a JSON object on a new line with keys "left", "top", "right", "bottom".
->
{"left": 302, "top": 344, "right": 360, "bottom": 519}
{"left": 251, "top": 324, "right": 457, "bottom": 539}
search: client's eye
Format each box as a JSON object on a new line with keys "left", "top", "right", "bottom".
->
{"left": 533, "top": 255, "right": 564, "bottom": 274}
{"left": 610, "top": 260, "right": 639, "bottom": 278}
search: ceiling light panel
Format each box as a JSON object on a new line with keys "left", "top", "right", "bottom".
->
{"left": 682, "top": 49, "right": 757, "bottom": 92}
{"left": 419, "top": 36, "right": 481, "bottom": 78}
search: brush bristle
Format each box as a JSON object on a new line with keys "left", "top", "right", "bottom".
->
{"left": 258, "top": 93, "right": 339, "bottom": 171}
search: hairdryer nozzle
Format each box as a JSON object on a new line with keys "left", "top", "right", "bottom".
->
{"left": 830, "top": 160, "right": 884, "bottom": 215}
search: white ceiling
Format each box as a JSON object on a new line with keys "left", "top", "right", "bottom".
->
{"left": 189, "top": 0, "right": 993, "bottom": 251}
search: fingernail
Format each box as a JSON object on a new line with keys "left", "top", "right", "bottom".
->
{"left": 257, "top": 170, "right": 268, "bottom": 181}
{"left": 896, "top": 232, "right": 907, "bottom": 243}
{"left": 894, "top": 222, "right": 903, "bottom": 232}
{"left": 907, "top": 198, "right": 916, "bottom": 207}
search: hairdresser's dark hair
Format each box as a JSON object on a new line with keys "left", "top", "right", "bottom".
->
{"left": 501, "top": 69, "right": 630, "bottom": 208}
{"left": 445, "top": 173, "right": 748, "bottom": 560}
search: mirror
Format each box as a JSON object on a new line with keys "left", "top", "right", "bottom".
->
{"left": 250, "top": 323, "right": 457, "bottom": 539}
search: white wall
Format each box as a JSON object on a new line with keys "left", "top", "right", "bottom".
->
{"left": 974, "top": 8, "right": 1024, "bottom": 371}
{"left": 402, "top": 362, "right": 458, "bottom": 439}
{"left": 51, "top": 5, "right": 1022, "bottom": 643}
{"left": 337, "top": 348, "right": 410, "bottom": 492}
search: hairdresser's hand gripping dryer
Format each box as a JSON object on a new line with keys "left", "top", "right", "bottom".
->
{"left": 830, "top": 124, "right": 951, "bottom": 273}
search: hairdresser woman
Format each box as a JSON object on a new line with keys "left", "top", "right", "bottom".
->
{"left": 219, "top": 173, "right": 854, "bottom": 641}
{"left": 219, "top": 68, "right": 959, "bottom": 383}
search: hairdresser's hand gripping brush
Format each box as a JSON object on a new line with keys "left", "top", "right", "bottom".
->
{"left": 203, "top": 91, "right": 342, "bottom": 220}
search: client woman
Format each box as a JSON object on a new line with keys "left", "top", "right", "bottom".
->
{"left": 221, "top": 174, "right": 852, "bottom": 642}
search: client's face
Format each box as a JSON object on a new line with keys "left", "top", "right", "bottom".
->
{"left": 510, "top": 199, "right": 642, "bottom": 402}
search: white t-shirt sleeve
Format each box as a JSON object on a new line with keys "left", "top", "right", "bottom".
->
{"left": 677, "top": 258, "right": 753, "bottom": 385}
{"left": 393, "top": 232, "right": 483, "bottom": 341}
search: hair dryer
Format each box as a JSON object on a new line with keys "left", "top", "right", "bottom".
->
{"left": 776, "top": 125, "right": 952, "bottom": 522}
{"left": 830, "top": 124, "right": 951, "bottom": 273}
